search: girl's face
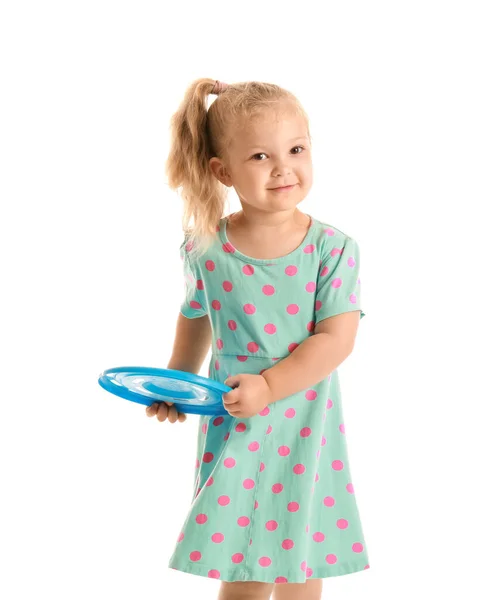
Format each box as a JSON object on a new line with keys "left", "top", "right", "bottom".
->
{"left": 210, "top": 107, "right": 313, "bottom": 215}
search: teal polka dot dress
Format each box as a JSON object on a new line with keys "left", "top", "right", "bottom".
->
{"left": 168, "top": 213, "right": 370, "bottom": 584}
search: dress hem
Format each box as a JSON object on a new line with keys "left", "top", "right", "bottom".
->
{"left": 168, "top": 556, "right": 370, "bottom": 583}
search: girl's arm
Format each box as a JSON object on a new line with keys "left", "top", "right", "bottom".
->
{"left": 261, "top": 310, "right": 361, "bottom": 403}
{"left": 166, "top": 312, "right": 212, "bottom": 374}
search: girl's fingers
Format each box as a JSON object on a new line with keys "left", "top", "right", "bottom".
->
{"left": 167, "top": 404, "right": 179, "bottom": 423}
{"left": 146, "top": 401, "right": 186, "bottom": 423}
{"left": 146, "top": 403, "right": 158, "bottom": 416}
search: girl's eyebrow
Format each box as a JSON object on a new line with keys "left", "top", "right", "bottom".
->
{"left": 246, "top": 136, "right": 309, "bottom": 150}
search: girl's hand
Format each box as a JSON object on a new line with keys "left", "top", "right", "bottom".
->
{"left": 145, "top": 401, "right": 187, "bottom": 423}
{"left": 222, "top": 374, "right": 274, "bottom": 418}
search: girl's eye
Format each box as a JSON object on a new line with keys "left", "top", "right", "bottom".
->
{"left": 251, "top": 146, "right": 305, "bottom": 161}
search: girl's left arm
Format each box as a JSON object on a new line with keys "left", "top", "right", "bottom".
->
{"left": 261, "top": 310, "right": 361, "bottom": 403}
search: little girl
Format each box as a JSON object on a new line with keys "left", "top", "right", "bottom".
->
{"left": 146, "top": 78, "right": 370, "bottom": 600}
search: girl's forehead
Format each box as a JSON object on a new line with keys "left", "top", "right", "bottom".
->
{"left": 234, "top": 112, "right": 308, "bottom": 148}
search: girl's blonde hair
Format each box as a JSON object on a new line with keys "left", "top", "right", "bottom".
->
{"left": 165, "top": 78, "right": 310, "bottom": 261}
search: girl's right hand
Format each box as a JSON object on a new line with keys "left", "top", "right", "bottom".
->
{"left": 145, "top": 401, "right": 187, "bottom": 423}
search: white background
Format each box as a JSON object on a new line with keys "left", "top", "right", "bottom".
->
{"left": 1, "top": 1, "right": 495, "bottom": 599}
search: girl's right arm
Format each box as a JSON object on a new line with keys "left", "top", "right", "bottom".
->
{"left": 145, "top": 312, "right": 212, "bottom": 423}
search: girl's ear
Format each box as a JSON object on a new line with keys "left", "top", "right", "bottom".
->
{"left": 209, "top": 157, "right": 233, "bottom": 187}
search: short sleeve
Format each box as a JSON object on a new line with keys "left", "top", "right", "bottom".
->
{"left": 179, "top": 242, "right": 208, "bottom": 319}
{"left": 315, "top": 236, "right": 365, "bottom": 324}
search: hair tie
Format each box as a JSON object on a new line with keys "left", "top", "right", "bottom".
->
{"left": 211, "top": 80, "right": 229, "bottom": 95}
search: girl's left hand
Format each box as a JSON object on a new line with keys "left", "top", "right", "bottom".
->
{"left": 222, "top": 374, "right": 274, "bottom": 418}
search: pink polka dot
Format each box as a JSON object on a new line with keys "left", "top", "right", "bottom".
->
{"left": 218, "top": 495, "right": 230, "bottom": 506}
{"left": 275, "top": 577, "right": 288, "bottom": 583}
{"left": 263, "top": 285, "right": 275, "bottom": 295}
{"left": 212, "top": 299, "right": 221, "bottom": 310}
{"left": 190, "top": 551, "right": 202, "bottom": 562}
{"left": 321, "top": 436, "right": 327, "bottom": 446}
{"left": 243, "top": 265, "right": 255, "bottom": 276}
{"left": 278, "top": 446, "right": 290, "bottom": 457}
{"left": 228, "top": 320, "right": 237, "bottom": 330}
{"left": 201, "top": 423, "right": 208, "bottom": 434}
{"left": 178, "top": 532, "right": 184, "bottom": 542}
{"left": 305, "top": 390, "right": 317, "bottom": 401}
{"left": 282, "top": 539, "right": 294, "bottom": 550}
{"left": 327, "top": 398, "right": 333, "bottom": 409}
{"left": 208, "top": 570, "right": 221, "bottom": 579}
{"left": 304, "top": 244, "right": 315, "bottom": 253}
{"left": 287, "top": 304, "right": 299, "bottom": 315}
{"left": 232, "top": 553, "right": 244, "bottom": 564}
{"left": 243, "top": 479, "right": 255, "bottom": 489}
{"left": 324, "top": 496, "right": 335, "bottom": 507}
{"left": 337, "top": 519, "right": 349, "bottom": 529}
{"left": 196, "top": 514, "right": 208, "bottom": 524}
{"left": 326, "top": 554, "right": 337, "bottom": 565}
{"left": 254, "top": 501, "right": 259, "bottom": 510}
{"left": 203, "top": 452, "right": 214, "bottom": 463}
{"left": 206, "top": 476, "right": 214, "bottom": 486}
{"left": 244, "top": 303, "right": 256, "bottom": 315}
{"left": 324, "top": 228, "right": 335, "bottom": 236}
{"left": 285, "top": 265, "right": 298, "bottom": 276}
{"left": 264, "top": 323, "right": 277, "bottom": 334}
{"left": 224, "top": 457, "right": 236, "bottom": 468}
{"left": 313, "top": 532, "right": 325, "bottom": 543}
{"left": 222, "top": 242, "right": 235, "bottom": 253}
{"left": 332, "top": 460, "right": 344, "bottom": 471}
{"left": 285, "top": 408, "right": 296, "bottom": 418}
{"left": 350, "top": 293, "right": 357, "bottom": 304}
{"left": 205, "top": 260, "right": 215, "bottom": 271}
{"left": 222, "top": 281, "right": 233, "bottom": 292}
{"left": 293, "top": 464, "right": 305, "bottom": 475}
{"left": 259, "top": 407, "right": 270, "bottom": 416}
{"left": 237, "top": 355, "right": 248, "bottom": 362}
{"left": 247, "top": 342, "right": 259, "bottom": 353}
{"left": 272, "top": 483, "right": 284, "bottom": 494}
{"left": 306, "top": 567, "right": 313, "bottom": 577}
{"left": 190, "top": 301, "right": 202, "bottom": 310}
{"left": 267, "top": 425, "right": 273, "bottom": 434}
{"left": 348, "top": 256, "right": 356, "bottom": 267}
{"left": 352, "top": 542, "right": 364, "bottom": 553}
{"left": 260, "top": 462, "right": 265, "bottom": 472}
{"left": 248, "top": 441, "right": 260, "bottom": 452}
{"left": 320, "top": 266, "right": 329, "bottom": 277}
{"left": 339, "top": 424, "right": 345, "bottom": 434}
{"left": 224, "top": 432, "right": 230, "bottom": 441}
{"left": 259, "top": 557, "right": 272, "bottom": 568}
{"left": 305, "top": 282, "right": 316, "bottom": 292}
{"left": 185, "top": 240, "right": 194, "bottom": 253}
{"left": 216, "top": 339, "right": 223, "bottom": 350}
{"left": 331, "top": 278, "right": 342, "bottom": 288}
{"left": 331, "top": 247, "right": 343, "bottom": 257}
{"left": 235, "top": 422, "right": 247, "bottom": 433}
{"left": 212, "top": 532, "right": 224, "bottom": 543}
{"left": 288, "top": 342, "right": 299, "bottom": 353}
{"left": 214, "top": 360, "right": 220, "bottom": 370}
{"left": 266, "top": 520, "right": 278, "bottom": 531}
{"left": 307, "top": 321, "right": 315, "bottom": 332}
{"left": 315, "top": 300, "right": 322, "bottom": 311}
{"left": 300, "top": 561, "right": 307, "bottom": 572}
{"left": 197, "top": 279, "right": 204, "bottom": 290}
{"left": 288, "top": 502, "right": 300, "bottom": 512}
{"left": 300, "top": 427, "right": 312, "bottom": 438}
{"left": 346, "top": 483, "right": 355, "bottom": 493}
{"left": 238, "top": 516, "right": 250, "bottom": 527}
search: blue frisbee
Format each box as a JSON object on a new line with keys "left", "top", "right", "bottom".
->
{"left": 98, "top": 366, "right": 231, "bottom": 416}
